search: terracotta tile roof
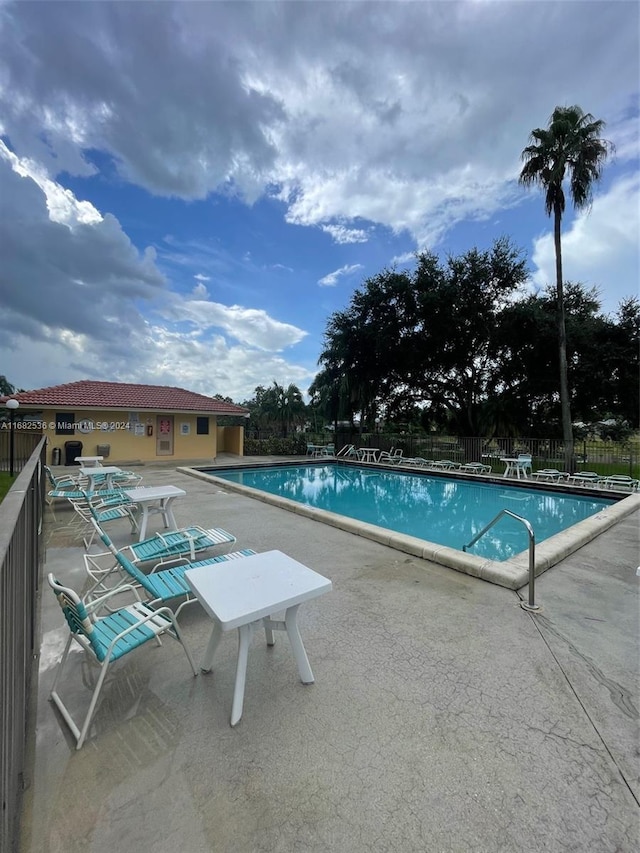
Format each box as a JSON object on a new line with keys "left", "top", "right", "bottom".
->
{"left": 1, "top": 380, "right": 249, "bottom": 416}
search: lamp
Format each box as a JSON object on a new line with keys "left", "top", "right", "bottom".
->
{"left": 6, "top": 398, "right": 19, "bottom": 477}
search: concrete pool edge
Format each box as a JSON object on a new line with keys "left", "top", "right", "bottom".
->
{"left": 179, "top": 466, "right": 640, "bottom": 591}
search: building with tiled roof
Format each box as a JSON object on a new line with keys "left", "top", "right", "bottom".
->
{"left": 1, "top": 380, "right": 249, "bottom": 465}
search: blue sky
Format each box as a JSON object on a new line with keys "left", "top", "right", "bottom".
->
{"left": 0, "top": 0, "right": 638, "bottom": 403}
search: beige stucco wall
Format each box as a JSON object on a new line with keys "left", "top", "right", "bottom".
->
{"left": 35, "top": 408, "right": 234, "bottom": 465}
{"left": 217, "top": 425, "right": 244, "bottom": 455}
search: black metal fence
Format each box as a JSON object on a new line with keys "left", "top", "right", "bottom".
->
{"left": 0, "top": 438, "right": 46, "bottom": 853}
{"left": 313, "top": 432, "right": 639, "bottom": 476}
{"left": 0, "top": 429, "right": 43, "bottom": 474}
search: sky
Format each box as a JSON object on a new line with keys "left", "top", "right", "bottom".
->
{"left": 0, "top": 0, "right": 638, "bottom": 404}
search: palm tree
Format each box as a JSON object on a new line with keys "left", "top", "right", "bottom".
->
{"left": 272, "top": 381, "right": 306, "bottom": 438}
{"left": 519, "top": 105, "right": 613, "bottom": 470}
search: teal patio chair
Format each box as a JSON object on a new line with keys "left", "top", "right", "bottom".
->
{"left": 84, "top": 519, "right": 237, "bottom": 596}
{"left": 48, "top": 572, "right": 197, "bottom": 749}
{"left": 72, "top": 491, "right": 138, "bottom": 547}
{"left": 88, "top": 519, "right": 256, "bottom": 616}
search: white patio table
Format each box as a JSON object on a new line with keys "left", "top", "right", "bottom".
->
{"left": 185, "top": 550, "right": 332, "bottom": 727}
{"left": 501, "top": 458, "right": 531, "bottom": 479}
{"left": 358, "top": 448, "right": 379, "bottom": 463}
{"left": 124, "top": 484, "right": 186, "bottom": 541}
{"left": 75, "top": 456, "right": 104, "bottom": 467}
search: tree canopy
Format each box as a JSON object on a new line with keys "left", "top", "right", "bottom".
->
{"left": 315, "top": 238, "right": 638, "bottom": 437}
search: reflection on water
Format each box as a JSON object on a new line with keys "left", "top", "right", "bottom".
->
{"left": 211, "top": 464, "right": 615, "bottom": 561}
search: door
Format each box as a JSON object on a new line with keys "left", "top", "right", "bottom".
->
{"left": 156, "top": 416, "right": 174, "bottom": 456}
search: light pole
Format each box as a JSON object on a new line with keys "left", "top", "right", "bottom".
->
{"left": 6, "top": 398, "right": 19, "bottom": 477}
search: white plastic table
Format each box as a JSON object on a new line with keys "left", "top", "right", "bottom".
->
{"left": 75, "top": 456, "right": 104, "bottom": 467}
{"left": 185, "top": 550, "right": 332, "bottom": 726}
{"left": 500, "top": 458, "right": 530, "bottom": 479}
{"left": 124, "top": 485, "right": 186, "bottom": 541}
{"left": 358, "top": 448, "right": 379, "bottom": 462}
{"left": 79, "top": 465, "right": 122, "bottom": 489}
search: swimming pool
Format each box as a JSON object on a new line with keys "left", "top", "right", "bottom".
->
{"left": 198, "top": 462, "right": 616, "bottom": 561}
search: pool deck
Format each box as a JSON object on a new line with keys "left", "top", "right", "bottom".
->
{"left": 20, "top": 457, "right": 640, "bottom": 852}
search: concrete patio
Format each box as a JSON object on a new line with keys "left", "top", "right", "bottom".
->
{"left": 20, "top": 460, "right": 639, "bottom": 852}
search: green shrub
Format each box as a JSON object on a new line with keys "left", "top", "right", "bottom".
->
{"left": 243, "top": 436, "right": 307, "bottom": 456}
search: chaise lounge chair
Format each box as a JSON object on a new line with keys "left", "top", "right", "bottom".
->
{"left": 336, "top": 444, "right": 358, "bottom": 458}
{"left": 84, "top": 518, "right": 237, "bottom": 595}
{"left": 531, "top": 469, "right": 567, "bottom": 482}
{"left": 87, "top": 519, "right": 256, "bottom": 615}
{"left": 459, "top": 462, "right": 492, "bottom": 474}
{"left": 378, "top": 448, "right": 404, "bottom": 464}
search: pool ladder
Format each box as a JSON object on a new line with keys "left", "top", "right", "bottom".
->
{"left": 463, "top": 509, "right": 540, "bottom": 611}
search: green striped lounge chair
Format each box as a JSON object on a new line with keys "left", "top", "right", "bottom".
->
{"left": 48, "top": 572, "right": 197, "bottom": 749}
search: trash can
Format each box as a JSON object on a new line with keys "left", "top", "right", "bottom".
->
{"left": 64, "top": 440, "right": 83, "bottom": 465}
{"left": 51, "top": 447, "right": 62, "bottom": 466}
{"left": 96, "top": 444, "right": 110, "bottom": 458}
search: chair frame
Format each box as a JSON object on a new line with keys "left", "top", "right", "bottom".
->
{"left": 48, "top": 572, "right": 197, "bottom": 749}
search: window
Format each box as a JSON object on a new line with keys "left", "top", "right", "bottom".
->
{"left": 55, "top": 413, "right": 75, "bottom": 435}
{"left": 196, "top": 416, "right": 209, "bottom": 435}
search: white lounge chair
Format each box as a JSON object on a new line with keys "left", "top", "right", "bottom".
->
{"left": 597, "top": 475, "right": 639, "bottom": 492}
{"left": 531, "top": 469, "right": 567, "bottom": 482}
{"left": 378, "top": 448, "right": 404, "bottom": 464}
{"left": 459, "top": 462, "right": 492, "bottom": 474}
{"left": 336, "top": 444, "right": 358, "bottom": 458}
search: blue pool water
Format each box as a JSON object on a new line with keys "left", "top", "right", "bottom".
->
{"left": 204, "top": 463, "right": 616, "bottom": 561}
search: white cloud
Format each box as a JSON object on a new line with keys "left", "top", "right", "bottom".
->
{"left": 321, "top": 223, "right": 369, "bottom": 244}
{"left": 1, "top": 1, "right": 637, "bottom": 246}
{"left": 530, "top": 174, "right": 640, "bottom": 313}
{"left": 0, "top": 0, "right": 637, "bottom": 401}
{"left": 318, "top": 264, "right": 364, "bottom": 288}
{"left": 0, "top": 135, "right": 314, "bottom": 400}
{"left": 162, "top": 296, "right": 308, "bottom": 351}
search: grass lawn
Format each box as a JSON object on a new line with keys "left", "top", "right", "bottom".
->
{"left": 0, "top": 472, "right": 15, "bottom": 502}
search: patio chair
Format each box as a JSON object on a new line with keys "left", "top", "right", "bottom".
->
{"left": 566, "top": 471, "right": 603, "bottom": 486}
{"left": 336, "top": 444, "right": 357, "bottom": 458}
{"left": 459, "top": 462, "right": 492, "bottom": 474}
{"left": 403, "top": 457, "right": 433, "bottom": 468}
{"left": 378, "top": 448, "right": 404, "bottom": 464}
{"left": 598, "top": 475, "right": 639, "bottom": 492}
{"left": 47, "top": 572, "right": 197, "bottom": 749}
{"left": 90, "top": 519, "right": 256, "bottom": 615}
{"left": 84, "top": 521, "right": 238, "bottom": 595}
{"left": 517, "top": 454, "right": 533, "bottom": 476}
{"left": 531, "top": 469, "right": 567, "bottom": 482}
{"left": 316, "top": 443, "right": 335, "bottom": 457}
{"left": 72, "top": 492, "right": 138, "bottom": 548}
{"left": 44, "top": 464, "right": 79, "bottom": 491}
{"left": 429, "top": 460, "right": 460, "bottom": 470}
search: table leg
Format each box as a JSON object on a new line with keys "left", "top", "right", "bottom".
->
{"left": 201, "top": 620, "right": 223, "bottom": 672}
{"left": 163, "top": 497, "right": 177, "bottom": 530}
{"left": 285, "top": 604, "right": 314, "bottom": 684}
{"left": 263, "top": 617, "right": 275, "bottom": 646}
{"left": 137, "top": 507, "right": 149, "bottom": 541}
{"left": 231, "top": 623, "right": 254, "bottom": 726}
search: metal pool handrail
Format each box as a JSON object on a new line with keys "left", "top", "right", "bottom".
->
{"left": 463, "top": 509, "right": 540, "bottom": 611}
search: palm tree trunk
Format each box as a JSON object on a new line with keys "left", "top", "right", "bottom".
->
{"left": 554, "top": 205, "right": 574, "bottom": 472}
